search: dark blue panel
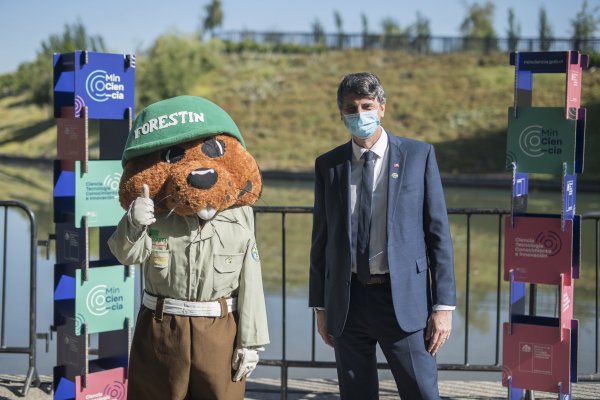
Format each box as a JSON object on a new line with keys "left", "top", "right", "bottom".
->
{"left": 562, "top": 175, "right": 576, "bottom": 221}
{"left": 54, "top": 53, "right": 76, "bottom": 118}
{"left": 571, "top": 319, "right": 578, "bottom": 382}
{"left": 575, "top": 108, "right": 586, "bottom": 174}
{"left": 73, "top": 51, "right": 135, "bottom": 120}
{"left": 54, "top": 275, "right": 76, "bottom": 300}
{"left": 511, "top": 315, "right": 560, "bottom": 327}
{"left": 54, "top": 376, "right": 75, "bottom": 400}
{"left": 573, "top": 215, "right": 581, "bottom": 279}
{"left": 517, "top": 51, "right": 569, "bottom": 73}
{"left": 516, "top": 70, "right": 532, "bottom": 91}
{"left": 53, "top": 170, "right": 75, "bottom": 197}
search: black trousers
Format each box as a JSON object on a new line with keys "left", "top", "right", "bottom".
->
{"left": 333, "top": 277, "right": 440, "bottom": 400}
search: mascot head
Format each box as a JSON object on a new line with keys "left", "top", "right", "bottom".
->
{"left": 119, "top": 95, "right": 262, "bottom": 220}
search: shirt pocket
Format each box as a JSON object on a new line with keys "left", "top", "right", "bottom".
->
{"left": 213, "top": 253, "right": 244, "bottom": 292}
{"left": 150, "top": 249, "right": 170, "bottom": 270}
{"left": 145, "top": 249, "right": 171, "bottom": 293}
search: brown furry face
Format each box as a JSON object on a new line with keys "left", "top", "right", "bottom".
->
{"left": 119, "top": 134, "right": 262, "bottom": 216}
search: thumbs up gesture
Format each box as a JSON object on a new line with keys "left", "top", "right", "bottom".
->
{"left": 128, "top": 184, "right": 156, "bottom": 229}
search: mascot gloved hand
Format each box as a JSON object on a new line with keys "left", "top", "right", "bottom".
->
{"left": 232, "top": 346, "right": 262, "bottom": 381}
{"left": 108, "top": 96, "right": 269, "bottom": 400}
{"left": 127, "top": 184, "right": 155, "bottom": 231}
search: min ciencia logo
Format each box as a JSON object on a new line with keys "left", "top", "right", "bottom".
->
{"left": 518, "top": 125, "right": 563, "bottom": 157}
{"left": 85, "top": 69, "right": 126, "bottom": 102}
{"left": 86, "top": 284, "right": 125, "bottom": 316}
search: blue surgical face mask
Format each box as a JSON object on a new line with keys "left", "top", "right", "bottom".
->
{"left": 343, "top": 110, "right": 380, "bottom": 139}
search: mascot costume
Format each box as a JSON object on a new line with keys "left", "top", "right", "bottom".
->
{"left": 108, "top": 95, "right": 269, "bottom": 399}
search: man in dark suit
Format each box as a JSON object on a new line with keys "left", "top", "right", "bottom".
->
{"left": 309, "top": 72, "right": 456, "bottom": 400}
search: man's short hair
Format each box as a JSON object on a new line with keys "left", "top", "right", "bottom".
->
{"left": 337, "top": 72, "right": 387, "bottom": 111}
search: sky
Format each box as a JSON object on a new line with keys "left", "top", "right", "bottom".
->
{"left": 0, "top": 0, "right": 594, "bottom": 74}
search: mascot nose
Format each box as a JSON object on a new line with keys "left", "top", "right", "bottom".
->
{"left": 187, "top": 168, "right": 218, "bottom": 189}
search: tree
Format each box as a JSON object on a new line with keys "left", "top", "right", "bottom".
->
{"left": 381, "top": 18, "right": 409, "bottom": 50}
{"left": 538, "top": 6, "right": 554, "bottom": 51}
{"left": 15, "top": 19, "right": 106, "bottom": 108}
{"left": 202, "top": 0, "right": 223, "bottom": 39}
{"left": 412, "top": 12, "right": 431, "bottom": 53}
{"left": 39, "top": 18, "right": 106, "bottom": 56}
{"left": 311, "top": 18, "right": 325, "bottom": 47}
{"left": 136, "top": 34, "right": 222, "bottom": 106}
{"left": 507, "top": 8, "right": 520, "bottom": 52}
{"left": 334, "top": 11, "right": 344, "bottom": 49}
{"left": 459, "top": 1, "right": 498, "bottom": 53}
{"left": 361, "top": 13, "right": 370, "bottom": 49}
{"left": 571, "top": 0, "right": 599, "bottom": 51}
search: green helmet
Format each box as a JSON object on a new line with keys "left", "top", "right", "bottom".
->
{"left": 122, "top": 95, "right": 245, "bottom": 166}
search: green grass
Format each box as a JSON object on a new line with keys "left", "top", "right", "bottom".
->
{"left": 2, "top": 50, "right": 598, "bottom": 177}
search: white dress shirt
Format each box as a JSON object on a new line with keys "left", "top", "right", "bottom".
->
{"left": 350, "top": 129, "right": 389, "bottom": 275}
{"left": 349, "top": 129, "right": 454, "bottom": 312}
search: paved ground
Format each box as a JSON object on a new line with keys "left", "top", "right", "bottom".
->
{"left": 1, "top": 375, "right": 599, "bottom": 399}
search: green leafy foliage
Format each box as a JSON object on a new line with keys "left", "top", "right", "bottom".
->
{"left": 539, "top": 6, "right": 554, "bottom": 51}
{"left": 460, "top": 1, "right": 498, "bottom": 53}
{"left": 8, "top": 19, "right": 106, "bottom": 108}
{"left": 136, "top": 35, "right": 223, "bottom": 106}
{"left": 571, "top": 0, "right": 600, "bottom": 52}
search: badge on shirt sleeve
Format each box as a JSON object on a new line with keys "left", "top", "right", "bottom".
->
{"left": 251, "top": 243, "right": 260, "bottom": 262}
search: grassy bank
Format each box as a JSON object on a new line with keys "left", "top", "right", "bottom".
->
{"left": 1, "top": 50, "right": 599, "bottom": 177}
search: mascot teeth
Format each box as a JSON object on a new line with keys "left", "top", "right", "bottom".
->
{"left": 197, "top": 207, "right": 217, "bottom": 220}
{"left": 191, "top": 169, "right": 215, "bottom": 176}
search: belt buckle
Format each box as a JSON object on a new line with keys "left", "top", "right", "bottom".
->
{"left": 153, "top": 297, "right": 165, "bottom": 322}
{"left": 367, "top": 274, "right": 388, "bottom": 285}
{"left": 217, "top": 297, "right": 228, "bottom": 318}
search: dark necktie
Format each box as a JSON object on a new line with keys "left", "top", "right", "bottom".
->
{"left": 357, "top": 150, "right": 375, "bottom": 284}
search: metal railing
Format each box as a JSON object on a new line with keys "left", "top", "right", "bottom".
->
{"left": 251, "top": 206, "right": 600, "bottom": 399}
{"left": 1, "top": 204, "right": 598, "bottom": 398}
{"left": 0, "top": 201, "right": 40, "bottom": 396}
{"left": 217, "top": 31, "right": 600, "bottom": 54}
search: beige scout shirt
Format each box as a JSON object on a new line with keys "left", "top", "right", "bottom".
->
{"left": 108, "top": 205, "right": 269, "bottom": 348}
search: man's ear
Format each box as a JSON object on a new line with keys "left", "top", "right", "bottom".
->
{"left": 379, "top": 103, "right": 386, "bottom": 119}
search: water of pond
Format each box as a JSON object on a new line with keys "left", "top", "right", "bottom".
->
{"left": 0, "top": 181, "right": 598, "bottom": 382}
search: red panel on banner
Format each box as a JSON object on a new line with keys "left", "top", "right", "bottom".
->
{"left": 502, "top": 323, "right": 571, "bottom": 394}
{"left": 560, "top": 281, "right": 574, "bottom": 333}
{"left": 75, "top": 367, "right": 127, "bottom": 400}
{"left": 504, "top": 215, "right": 573, "bottom": 285}
{"left": 57, "top": 117, "right": 87, "bottom": 161}
{"left": 565, "top": 51, "right": 582, "bottom": 120}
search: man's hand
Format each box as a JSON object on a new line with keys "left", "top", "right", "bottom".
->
{"left": 315, "top": 309, "right": 335, "bottom": 347}
{"left": 128, "top": 184, "right": 156, "bottom": 228}
{"left": 425, "top": 310, "right": 452, "bottom": 356}
{"left": 231, "top": 347, "right": 260, "bottom": 381}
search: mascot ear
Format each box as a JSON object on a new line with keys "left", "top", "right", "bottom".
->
{"left": 119, "top": 152, "right": 169, "bottom": 211}
{"left": 232, "top": 154, "right": 262, "bottom": 207}
{"left": 217, "top": 135, "right": 263, "bottom": 207}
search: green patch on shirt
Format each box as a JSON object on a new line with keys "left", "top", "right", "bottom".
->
{"left": 149, "top": 228, "right": 168, "bottom": 249}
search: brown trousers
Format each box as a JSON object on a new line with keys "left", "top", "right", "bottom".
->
{"left": 127, "top": 306, "right": 245, "bottom": 400}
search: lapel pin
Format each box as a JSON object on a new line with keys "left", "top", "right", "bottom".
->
{"left": 391, "top": 172, "right": 399, "bottom": 179}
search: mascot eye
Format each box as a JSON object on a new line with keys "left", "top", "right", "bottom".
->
{"left": 161, "top": 146, "right": 185, "bottom": 163}
{"left": 201, "top": 139, "right": 226, "bottom": 158}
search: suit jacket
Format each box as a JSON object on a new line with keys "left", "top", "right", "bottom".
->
{"left": 309, "top": 132, "right": 456, "bottom": 336}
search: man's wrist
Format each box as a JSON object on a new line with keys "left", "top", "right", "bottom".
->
{"left": 313, "top": 307, "right": 325, "bottom": 314}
